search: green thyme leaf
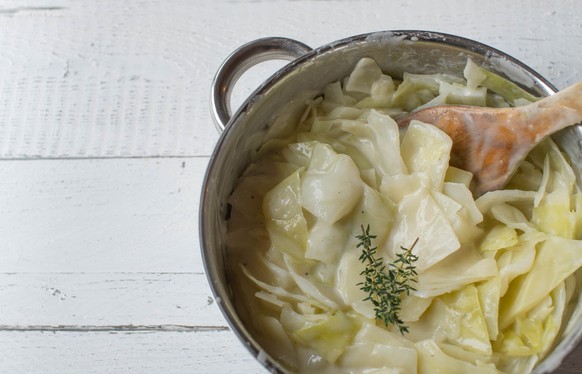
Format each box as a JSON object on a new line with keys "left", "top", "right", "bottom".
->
{"left": 356, "top": 224, "right": 419, "bottom": 335}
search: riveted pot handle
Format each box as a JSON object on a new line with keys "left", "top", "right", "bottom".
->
{"left": 210, "top": 37, "right": 312, "bottom": 132}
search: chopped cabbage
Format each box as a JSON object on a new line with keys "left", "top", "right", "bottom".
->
{"left": 463, "top": 58, "right": 539, "bottom": 105}
{"left": 345, "top": 58, "right": 384, "bottom": 96}
{"left": 287, "top": 309, "right": 357, "bottom": 364}
{"left": 340, "top": 110, "right": 407, "bottom": 179}
{"left": 263, "top": 168, "right": 309, "bottom": 259}
{"left": 300, "top": 143, "right": 363, "bottom": 223}
{"left": 499, "top": 236, "right": 582, "bottom": 329}
{"left": 383, "top": 187, "right": 460, "bottom": 272}
{"left": 225, "top": 57, "right": 582, "bottom": 373}
{"left": 415, "top": 340, "right": 501, "bottom": 374}
{"left": 400, "top": 120, "right": 452, "bottom": 191}
{"left": 477, "top": 276, "right": 502, "bottom": 341}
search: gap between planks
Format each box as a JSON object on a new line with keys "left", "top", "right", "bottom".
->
{"left": 0, "top": 155, "right": 210, "bottom": 161}
{"left": 0, "top": 324, "right": 229, "bottom": 332}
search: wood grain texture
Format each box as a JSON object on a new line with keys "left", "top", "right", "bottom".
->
{"left": 0, "top": 0, "right": 580, "bottom": 158}
{"left": 0, "top": 330, "right": 265, "bottom": 373}
{"left": 0, "top": 157, "right": 204, "bottom": 273}
{"left": 0, "top": 0, "right": 581, "bottom": 373}
{"left": 0, "top": 330, "right": 579, "bottom": 374}
{"left": 0, "top": 272, "right": 223, "bottom": 327}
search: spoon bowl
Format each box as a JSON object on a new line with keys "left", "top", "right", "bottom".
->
{"left": 397, "top": 81, "right": 582, "bottom": 196}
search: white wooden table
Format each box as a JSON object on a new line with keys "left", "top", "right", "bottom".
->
{"left": 0, "top": 0, "right": 581, "bottom": 372}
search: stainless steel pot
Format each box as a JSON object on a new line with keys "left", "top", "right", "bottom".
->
{"left": 200, "top": 30, "right": 582, "bottom": 373}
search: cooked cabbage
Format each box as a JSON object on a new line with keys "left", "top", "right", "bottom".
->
{"left": 225, "top": 57, "right": 582, "bottom": 373}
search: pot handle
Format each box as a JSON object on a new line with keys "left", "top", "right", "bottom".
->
{"left": 210, "top": 37, "right": 312, "bottom": 132}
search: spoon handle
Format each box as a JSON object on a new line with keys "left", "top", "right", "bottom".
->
{"left": 522, "top": 80, "right": 582, "bottom": 143}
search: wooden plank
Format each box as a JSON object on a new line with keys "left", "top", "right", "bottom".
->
{"left": 0, "top": 328, "right": 580, "bottom": 373}
{"left": 0, "top": 330, "right": 265, "bottom": 373}
{"left": 0, "top": 0, "right": 580, "bottom": 158}
{"left": 0, "top": 272, "right": 228, "bottom": 327}
{"left": 0, "top": 157, "right": 206, "bottom": 273}
{"left": 2, "top": 270, "right": 582, "bottom": 372}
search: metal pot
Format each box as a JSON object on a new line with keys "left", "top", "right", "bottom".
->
{"left": 200, "top": 30, "right": 582, "bottom": 373}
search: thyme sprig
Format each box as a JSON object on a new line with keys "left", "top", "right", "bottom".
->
{"left": 356, "top": 224, "right": 419, "bottom": 335}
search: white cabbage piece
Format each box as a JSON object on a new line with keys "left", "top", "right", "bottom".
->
{"left": 496, "top": 356, "right": 538, "bottom": 374}
{"left": 438, "top": 342, "right": 499, "bottom": 367}
{"left": 400, "top": 120, "right": 452, "bottom": 191}
{"left": 499, "top": 235, "right": 582, "bottom": 329}
{"left": 240, "top": 243, "right": 295, "bottom": 290}
{"left": 412, "top": 92, "right": 448, "bottom": 112}
{"left": 360, "top": 168, "right": 378, "bottom": 189}
{"left": 463, "top": 59, "right": 487, "bottom": 89}
{"left": 340, "top": 322, "right": 419, "bottom": 371}
{"left": 489, "top": 203, "right": 537, "bottom": 233}
{"left": 383, "top": 187, "right": 460, "bottom": 272}
{"left": 477, "top": 276, "right": 502, "bottom": 341}
{"left": 399, "top": 295, "right": 433, "bottom": 323}
{"left": 540, "top": 281, "right": 568, "bottom": 357}
{"left": 533, "top": 155, "right": 551, "bottom": 207}
{"left": 296, "top": 302, "right": 317, "bottom": 315}
{"left": 229, "top": 161, "right": 300, "bottom": 230}
{"left": 242, "top": 265, "right": 328, "bottom": 310}
{"left": 533, "top": 185, "right": 580, "bottom": 239}
{"left": 494, "top": 281, "right": 567, "bottom": 361}
{"left": 282, "top": 141, "right": 316, "bottom": 168}
{"left": 496, "top": 232, "right": 545, "bottom": 296}
{"left": 255, "top": 290, "right": 288, "bottom": 310}
{"left": 339, "top": 109, "right": 406, "bottom": 179}
{"left": 325, "top": 105, "right": 364, "bottom": 120}
{"left": 431, "top": 190, "right": 482, "bottom": 246}
{"left": 283, "top": 254, "right": 340, "bottom": 310}
{"left": 320, "top": 81, "right": 358, "bottom": 113}
{"left": 420, "top": 285, "right": 492, "bottom": 355}
{"left": 254, "top": 315, "right": 299, "bottom": 370}
{"left": 380, "top": 172, "right": 431, "bottom": 204}
{"left": 371, "top": 74, "right": 396, "bottom": 100}
{"left": 297, "top": 123, "right": 375, "bottom": 174}
{"left": 529, "top": 139, "right": 582, "bottom": 239}
{"left": 354, "top": 320, "right": 414, "bottom": 347}
{"left": 415, "top": 244, "right": 497, "bottom": 298}
{"left": 263, "top": 168, "right": 309, "bottom": 258}
{"left": 439, "top": 81, "right": 487, "bottom": 106}
{"left": 393, "top": 72, "right": 464, "bottom": 111}
{"left": 476, "top": 190, "right": 537, "bottom": 215}
{"left": 415, "top": 340, "right": 501, "bottom": 374}
{"left": 283, "top": 307, "right": 358, "bottom": 364}
{"left": 301, "top": 142, "right": 363, "bottom": 223}
{"left": 280, "top": 304, "right": 310, "bottom": 331}
{"left": 445, "top": 165, "right": 474, "bottom": 188}
{"left": 479, "top": 225, "right": 519, "bottom": 254}
{"left": 339, "top": 343, "right": 418, "bottom": 373}
{"left": 507, "top": 159, "right": 543, "bottom": 192}
{"left": 305, "top": 221, "right": 348, "bottom": 264}
{"left": 345, "top": 58, "right": 384, "bottom": 96}
{"left": 335, "top": 248, "right": 375, "bottom": 319}
{"left": 443, "top": 182, "right": 483, "bottom": 224}
{"left": 406, "top": 298, "right": 459, "bottom": 347}
{"left": 529, "top": 138, "right": 576, "bottom": 192}
{"left": 342, "top": 183, "right": 396, "bottom": 248}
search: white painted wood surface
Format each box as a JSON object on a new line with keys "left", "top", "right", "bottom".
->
{"left": 0, "top": 0, "right": 581, "bottom": 372}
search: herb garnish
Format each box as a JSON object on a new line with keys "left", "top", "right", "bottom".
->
{"left": 356, "top": 224, "right": 419, "bottom": 335}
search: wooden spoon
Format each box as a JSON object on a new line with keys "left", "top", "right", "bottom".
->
{"left": 397, "top": 81, "right": 582, "bottom": 196}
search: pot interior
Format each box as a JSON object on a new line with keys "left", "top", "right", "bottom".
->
{"left": 200, "top": 30, "right": 582, "bottom": 373}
